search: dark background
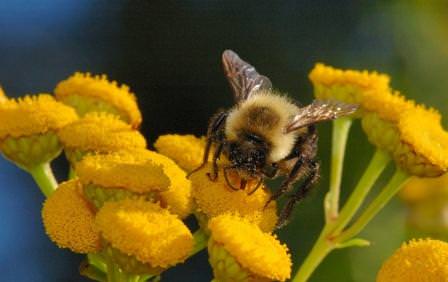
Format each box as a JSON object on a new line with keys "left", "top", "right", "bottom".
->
{"left": 1, "top": 1, "right": 447, "bottom": 281}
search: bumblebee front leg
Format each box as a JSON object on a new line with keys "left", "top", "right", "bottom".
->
{"left": 187, "top": 137, "right": 212, "bottom": 178}
{"left": 207, "top": 143, "right": 223, "bottom": 181}
{"left": 277, "top": 160, "right": 320, "bottom": 229}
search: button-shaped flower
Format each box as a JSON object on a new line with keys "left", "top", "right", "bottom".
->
{"left": 208, "top": 214, "right": 291, "bottom": 282}
{"left": 58, "top": 112, "right": 146, "bottom": 165}
{"left": 55, "top": 72, "right": 142, "bottom": 128}
{"left": 42, "top": 179, "right": 101, "bottom": 253}
{"left": 377, "top": 239, "right": 448, "bottom": 282}
{"left": 0, "top": 94, "right": 78, "bottom": 169}
{"left": 96, "top": 199, "right": 194, "bottom": 274}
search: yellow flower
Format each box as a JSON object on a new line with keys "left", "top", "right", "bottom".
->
{"left": 362, "top": 99, "right": 447, "bottom": 177}
{"left": 377, "top": 239, "right": 448, "bottom": 282}
{"left": 400, "top": 174, "right": 448, "bottom": 204}
{"left": 154, "top": 134, "right": 207, "bottom": 172}
{"left": 395, "top": 107, "right": 448, "bottom": 176}
{"left": 208, "top": 214, "right": 291, "bottom": 282}
{"left": 0, "top": 86, "right": 7, "bottom": 102}
{"left": 190, "top": 164, "right": 278, "bottom": 232}
{"left": 0, "top": 94, "right": 78, "bottom": 169}
{"left": 96, "top": 199, "right": 193, "bottom": 272}
{"left": 309, "top": 63, "right": 390, "bottom": 107}
{"left": 58, "top": 112, "right": 146, "bottom": 164}
{"left": 76, "top": 152, "right": 170, "bottom": 207}
{"left": 400, "top": 175, "right": 448, "bottom": 238}
{"left": 129, "top": 149, "right": 194, "bottom": 219}
{"left": 54, "top": 72, "right": 142, "bottom": 128}
{"left": 42, "top": 179, "right": 101, "bottom": 254}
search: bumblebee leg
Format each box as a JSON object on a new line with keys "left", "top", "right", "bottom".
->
{"left": 187, "top": 137, "right": 212, "bottom": 178}
{"left": 223, "top": 166, "right": 239, "bottom": 190}
{"left": 276, "top": 161, "right": 320, "bottom": 229}
{"left": 207, "top": 143, "right": 223, "bottom": 181}
{"left": 187, "top": 110, "right": 228, "bottom": 178}
{"left": 264, "top": 156, "right": 305, "bottom": 208}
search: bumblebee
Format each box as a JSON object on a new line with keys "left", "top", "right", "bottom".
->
{"left": 190, "top": 50, "right": 356, "bottom": 227}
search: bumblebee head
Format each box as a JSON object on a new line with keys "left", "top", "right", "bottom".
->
{"left": 226, "top": 132, "right": 268, "bottom": 174}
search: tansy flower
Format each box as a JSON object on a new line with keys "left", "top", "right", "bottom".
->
{"left": 127, "top": 149, "right": 194, "bottom": 219}
{"left": 42, "top": 179, "right": 101, "bottom": 254}
{"left": 208, "top": 214, "right": 291, "bottom": 282}
{"left": 309, "top": 63, "right": 390, "bottom": 111}
{"left": 377, "top": 238, "right": 448, "bottom": 282}
{"left": 190, "top": 164, "right": 278, "bottom": 232}
{"left": 54, "top": 72, "right": 142, "bottom": 128}
{"left": 96, "top": 199, "right": 194, "bottom": 274}
{"left": 0, "top": 94, "right": 78, "bottom": 169}
{"left": 400, "top": 175, "right": 448, "bottom": 238}
{"left": 0, "top": 86, "right": 6, "bottom": 102}
{"left": 154, "top": 134, "right": 207, "bottom": 172}
{"left": 76, "top": 152, "right": 170, "bottom": 208}
{"left": 58, "top": 112, "right": 146, "bottom": 165}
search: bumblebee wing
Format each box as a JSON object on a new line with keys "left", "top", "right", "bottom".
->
{"left": 222, "top": 49, "right": 272, "bottom": 103}
{"left": 285, "top": 100, "right": 358, "bottom": 133}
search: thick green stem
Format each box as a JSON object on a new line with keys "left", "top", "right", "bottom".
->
{"left": 291, "top": 232, "right": 332, "bottom": 282}
{"left": 325, "top": 117, "right": 353, "bottom": 222}
{"left": 28, "top": 162, "right": 58, "bottom": 197}
{"left": 331, "top": 149, "right": 390, "bottom": 234}
{"left": 337, "top": 169, "right": 409, "bottom": 242}
{"left": 191, "top": 229, "right": 208, "bottom": 256}
{"left": 293, "top": 149, "right": 390, "bottom": 282}
{"left": 88, "top": 253, "right": 107, "bottom": 273}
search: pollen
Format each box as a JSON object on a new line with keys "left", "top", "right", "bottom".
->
{"left": 42, "top": 179, "right": 101, "bottom": 254}
{"left": 154, "top": 134, "right": 207, "bottom": 172}
{"left": 0, "top": 86, "right": 7, "bottom": 102}
{"left": 0, "top": 94, "right": 78, "bottom": 140}
{"left": 75, "top": 152, "right": 170, "bottom": 194}
{"left": 95, "top": 199, "right": 194, "bottom": 268}
{"left": 58, "top": 112, "right": 146, "bottom": 157}
{"left": 309, "top": 63, "right": 390, "bottom": 106}
{"left": 377, "top": 238, "right": 448, "bottom": 282}
{"left": 208, "top": 214, "right": 291, "bottom": 281}
{"left": 54, "top": 72, "right": 142, "bottom": 128}
{"left": 190, "top": 164, "right": 278, "bottom": 232}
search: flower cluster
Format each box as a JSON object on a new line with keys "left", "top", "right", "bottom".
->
{"left": 2, "top": 61, "right": 448, "bottom": 282}
{"left": 0, "top": 72, "right": 291, "bottom": 282}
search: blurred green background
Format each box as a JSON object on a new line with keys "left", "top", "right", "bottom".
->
{"left": 0, "top": 1, "right": 447, "bottom": 281}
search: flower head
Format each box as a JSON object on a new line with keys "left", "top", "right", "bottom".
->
{"left": 76, "top": 152, "right": 170, "bottom": 196}
{"left": 400, "top": 174, "right": 448, "bottom": 204}
{"left": 154, "top": 134, "right": 207, "bottom": 172}
{"left": 54, "top": 72, "right": 142, "bottom": 128}
{"left": 42, "top": 179, "right": 101, "bottom": 253}
{"left": 0, "top": 94, "right": 78, "bottom": 169}
{"left": 190, "top": 164, "right": 278, "bottom": 232}
{"left": 0, "top": 86, "right": 7, "bottom": 103}
{"left": 96, "top": 199, "right": 193, "bottom": 270}
{"left": 377, "top": 239, "right": 448, "bottom": 282}
{"left": 58, "top": 112, "right": 146, "bottom": 164}
{"left": 208, "top": 214, "right": 291, "bottom": 281}
{"left": 309, "top": 63, "right": 390, "bottom": 109}
{"left": 130, "top": 149, "right": 193, "bottom": 219}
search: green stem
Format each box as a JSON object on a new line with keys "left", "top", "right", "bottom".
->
{"left": 68, "top": 166, "right": 77, "bottom": 179}
{"left": 88, "top": 253, "right": 107, "bottom": 273}
{"left": 191, "top": 229, "right": 208, "bottom": 256}
{"left": 292, "top": 149, "right": 390, "bottom": 282}
{"left": 28, "top": 162, "right": 58, "bottom": 197}
{"left": 291, "top": 232, "right": 332, "bottom": 282}
{"left": 337, "top": 169, "right": 409, "bottom": 243}
{"left": 325, "top": 117, "right": 353, "bottom": 222}
{"left": 331, "top": 149, "right": 390, "bottom": 234}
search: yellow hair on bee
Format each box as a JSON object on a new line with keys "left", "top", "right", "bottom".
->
{"left": 225, "top": 91, "right": 300, "bottom": 162}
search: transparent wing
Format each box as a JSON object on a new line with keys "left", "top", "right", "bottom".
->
{"left": 285, "top": 100, "right": 358, "bottom": 133}
{"left": 222, "top": 49, "right": 272, "bottom": 103}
